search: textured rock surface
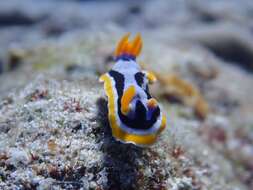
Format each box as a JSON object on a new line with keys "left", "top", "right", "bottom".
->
{"left": 0, "top": 0, "right": 253, "bottom": 189}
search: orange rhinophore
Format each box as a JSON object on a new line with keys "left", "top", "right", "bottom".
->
{"left": 114, "top": 33, "right": 142, "bottom": 59}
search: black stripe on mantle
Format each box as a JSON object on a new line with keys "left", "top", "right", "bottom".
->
{"left": 108, "top": 70, "right": 160, "bottom": 130}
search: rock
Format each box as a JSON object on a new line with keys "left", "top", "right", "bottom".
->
{"left": 7, "top": 148, "right": 30, "bottom": 166}
{"left": 0, "top": 74, "right": 239, "bottom": 189}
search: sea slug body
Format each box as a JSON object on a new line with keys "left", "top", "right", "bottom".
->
{"left": 99, "top": 33, "right": 166, "bottom": 146}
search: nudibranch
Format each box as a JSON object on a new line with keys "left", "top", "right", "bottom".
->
{"left": 99, "top": 33, "right": 166, "bottom": 146}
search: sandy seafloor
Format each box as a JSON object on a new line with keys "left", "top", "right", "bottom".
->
{"left": 0, "top": 0, "right": 253, "bottom": 189}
